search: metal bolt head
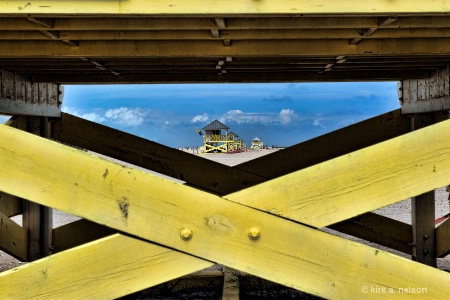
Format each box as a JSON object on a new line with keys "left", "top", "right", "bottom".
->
{"left": 180, "top": 228, "right": 193, "bottom": 241}
{"left": 248, "top": 227, "right": 261, "bottom": 240}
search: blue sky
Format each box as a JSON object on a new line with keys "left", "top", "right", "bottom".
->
{"left": 2, "top": 82, "right": 400, "bottom": 148}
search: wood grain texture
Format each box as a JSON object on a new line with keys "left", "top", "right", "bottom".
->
{"left": 1, "top": 1, "right": 450, "bottom": 14}
{"left": 1, "top": 124, "right": 449, "bottom": 299}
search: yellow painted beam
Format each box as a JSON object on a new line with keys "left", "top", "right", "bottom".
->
{"left": 0, "top": 124, "right": 449, "bottom": 298}
{"left": 227, "top": 118, "right": 450, "bottom": 228}
{"left": 0, "top": 210, "right": 27, "bottom": 261}
{"left": 0, "top": 234, "right": 213, "bottom": 299}
{"left": 1, "top": 1, "right": 450, "bottom": 15}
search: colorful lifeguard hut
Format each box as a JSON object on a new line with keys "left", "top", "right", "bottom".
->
{"left": 199, "top": 120, "right": 246, "bottom": 153}
{"left": 251, "top": 137, "right": 264, "bottom": 150}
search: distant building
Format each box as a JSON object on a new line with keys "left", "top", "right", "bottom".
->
{"left": 198, "top": 120, "right": 246, "bottom": 153}
{"left": 251, "top": 137, "right": 264, "bottom": 150}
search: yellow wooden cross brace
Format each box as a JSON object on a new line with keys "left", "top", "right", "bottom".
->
{"left": 1, "top": 123, "right": 450, "bottom": 298}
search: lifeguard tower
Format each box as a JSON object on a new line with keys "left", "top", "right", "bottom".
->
{"left": 251, "top": 137, "right": 264, "bottom": 150}
{"left": 199, "top": 120, "right": 246, "bottom": 153}
{"left": 199, "top": 120, "right": 231, "bottom": 153}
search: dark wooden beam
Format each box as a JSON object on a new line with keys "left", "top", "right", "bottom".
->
{"left": 52, "top": 219, "right": 115, "bottom": 253}
{"left": 237, "top": 109, "right": 411, "bottom": 178}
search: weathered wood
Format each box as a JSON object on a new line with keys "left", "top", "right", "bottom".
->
{"left": 52, "top": 219, "right": 115, "bottom": 253}
{"left": 1, "top": 124, "right": 450, "bottom": 298}
{"left": 222, "top": 267, "right": 240, "bottom": 300}
{"left": 0, "top": 211, "right": 27, "bottom": 261}
{"left": 0, "top": 192, "right": 22, "bottom": 217}
{"left": 328, "top": 213, "right": 412, "bottom": 255}
{"left": 0, "top": 69, "right": 61, "bottom": 117}
{"left": 436, "top": 219, "right": 450, "bottom": 258}
{"left": 401, "top": 68, "right": 450, "bottom": 113}
{"left": 0, "top": 234, "right": 213, "bottom": 299}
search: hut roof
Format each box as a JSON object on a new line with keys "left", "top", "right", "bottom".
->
{"left": 228, "top": 131, "right": 239, "bottom": 137}
{"left": 203, "top": 120, "right": 229, "bottom": 130}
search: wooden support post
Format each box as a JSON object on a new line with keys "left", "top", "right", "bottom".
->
{"left": 410, "top": 113, "right": 437, "bottom": 267}
{"left": 222, "top": 267, "right": 239, "bottom": 300}
{"left": 412, "top": 192, "right": 436, "bottom": 266}
{"left": 22, "top": 116, "right": 53, "bottom": 261}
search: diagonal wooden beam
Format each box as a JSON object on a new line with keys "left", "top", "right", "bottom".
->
{"left": 0, "top": 211, "right": 27, "bottom": 261}
{"left": 436, "top": 218, "right": 450, "bottom": 258}
{"left": 50, "top": 113, "right": 265, "bottom": 195}
{"left": 235, "top": 109, "right": 411, "bottom": 179}
{"left": 49, "top": 112, "right": 413, "bottom": 253}
{"left": 0, "top": 192, "right": 22, "bottom": 218}
{"left": 0, "top": 124, "right": 449, "bottom": 298}
{"left": 0, "top": 234, "right": 214, "bottom": 299}
{"left": 52, "top": 219, "right": 115, "bottom": 253}
{"left": 328, "top": 213, "right": 412, "bottom": 255}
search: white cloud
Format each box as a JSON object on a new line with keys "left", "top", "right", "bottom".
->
{"left": 104, "top": 107, "right": 147, "bottom": 127}
{"left": 279, "top": 109, "right": 295, "bottom": 125}
{"left": 219, "top": 109, "right": 297, "bottom": 125}
{"left": 191, "top": 113, "right": 209, "bottom": 123}
{"left": 220, "top": 110, "right": 273, "bottom": 124}
{"left": 62, "top": 106, "right": 106, "bottom": 123}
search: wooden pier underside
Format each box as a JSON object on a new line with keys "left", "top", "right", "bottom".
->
{"left": 2, "top": 1, "right": 450, "bottom": 299}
